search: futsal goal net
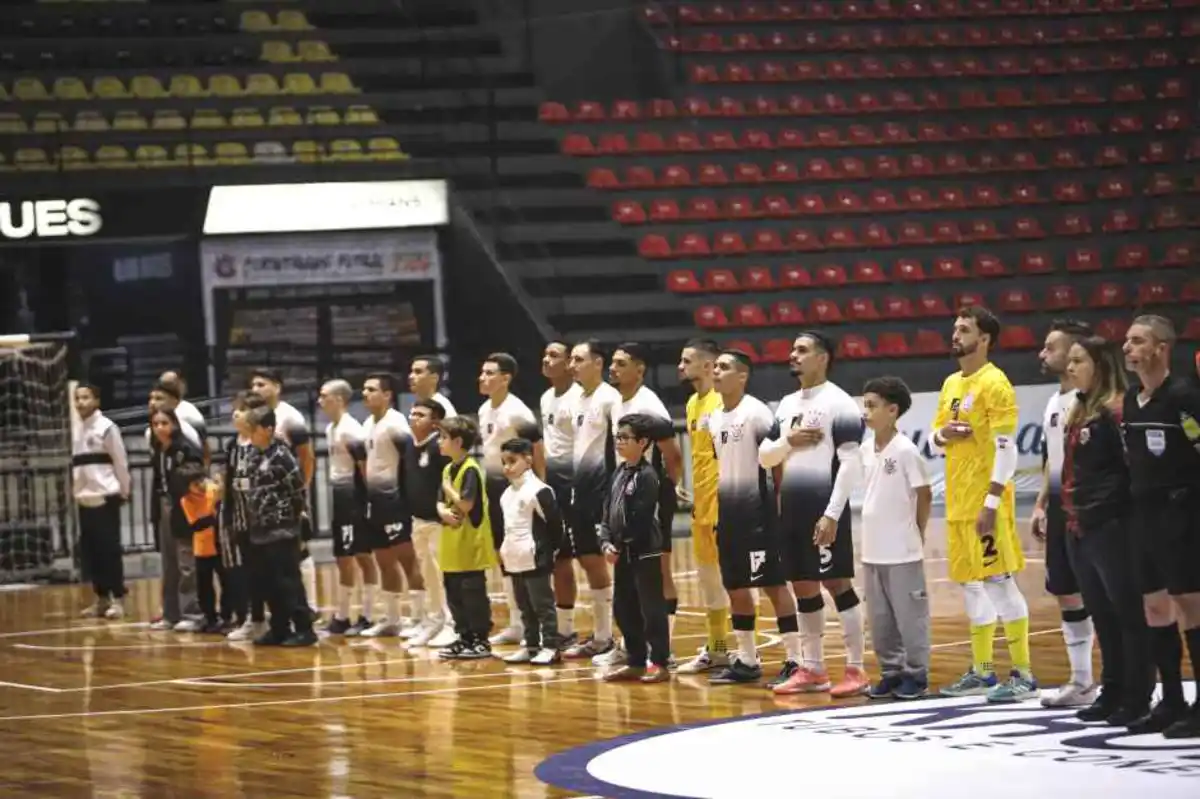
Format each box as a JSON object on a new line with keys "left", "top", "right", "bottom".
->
{"left": 0, "top": 333, "right": 75, "bottom": 584}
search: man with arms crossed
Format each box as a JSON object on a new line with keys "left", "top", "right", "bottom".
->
{"left": 1121, "top": 315, "right": 1200, "bottom": 738}
{"left": 1032, "top": 320, "right": 1098, "bottom": 707}
{"left": 677, "top": 338, "right": 731, "bottom": 673}
{"left": 759, "top": 332, "right": 868, "bottom": 697}
{"left": 319, "top": 379, "right": 378, "bottom": 636}
{"left": 933, "top": 307, "right": 1037, "bottom": 703}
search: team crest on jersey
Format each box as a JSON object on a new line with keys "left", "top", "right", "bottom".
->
{"left": 1078, "top": 428, "right": 1091, "bottom": 445}
{"left": 487, "top": 423, "right": 494, "bottom": 435}
{"left": 1050, "top": 412, "right": 1059, "bottom": 428}
{"left": 949, "top": 398, "right": 961, "bottom": 415}
{"left": 86, "top": 433, "right": 103, "bottom": 450}
{"left": 790, "top": 413, "right": 804, "bottom": 428}
{"left": 961, "top": 393, "right": 975, "bottom": 411}
{"left": 883, "top": 458, "right": 897, "bottom": 474}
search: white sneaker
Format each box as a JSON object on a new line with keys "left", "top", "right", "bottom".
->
{"left": 173, "top": 619, "right": 202, "bottom": 633}
{"left": 227, "top": 620, "right": 268, "bottom": 642}
{"left": 503, "top": 649, "right": 534, "bottom": 664}
{"left": 104, "top": 602, "right": 125, "bottom": 620}
{"left": 676, "top": 647, "right": 729, "bottom": 674}
{"left": 428, "top": 626, "right": 458, "bottom": 648}
{"left": 399, "top": 622, "right": 423, "bottom": 640}
{"left": 489, "top": 625, "right": 524, "bottom": 645}
{"left": 149, "top": 619, "right": 173, "bottom": 631}
{"left": 80, "top": 600, "right": 109, "bottom": 618}
{"left": 407, "top": 621, "right": 442, "bottom": 648}
{"left": 531, "top": 647, "right": 561, "bottom": 666}
{"left": 1041, "top": 681, "right": 1098, "bottom": 708}
{"left": 592, "top": 641, "right": 628, "bottom": 667}
{"left": 360, "top": 621, "right": 400, "bottom": 638}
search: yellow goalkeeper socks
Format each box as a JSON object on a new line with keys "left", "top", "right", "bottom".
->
{"left": 1004, "top": 616, "right": 1032, "bottom": 677}
{"left": 706, "top": 609, "right": 730, "bottom": 653}
{"left": 970, "top": 622, "right": 997, "bottom": 676}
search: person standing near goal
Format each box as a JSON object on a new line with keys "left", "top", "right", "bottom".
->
{"left": 72, "top": 383, "right": 131, "bottom": 620}
{"left": 319, "top": 379, "right": 378, "bottom": 636}
{"left": 477, "top": 352, "right": 543, "bottom": 646}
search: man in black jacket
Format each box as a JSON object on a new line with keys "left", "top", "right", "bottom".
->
{"left": 599, "top": 413, "right": 670, "bottom": 683}
{"left": 245, "top": 407, "right": 316, "bottom": 647}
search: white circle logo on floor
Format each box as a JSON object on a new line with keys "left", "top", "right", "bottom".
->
{"left": 537, "top": 687, "right": 1200, "bottom": 799}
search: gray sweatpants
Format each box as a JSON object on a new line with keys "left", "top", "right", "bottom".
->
{"left": 863, "top": 560, "right": 930, "bottom": 680}
{"left": 158, "top": 496, "right": 198, "bottom": 624}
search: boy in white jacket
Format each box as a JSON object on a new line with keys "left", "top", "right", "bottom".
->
{"left": 498, "top": 438, "right": 565, "bottom": 664}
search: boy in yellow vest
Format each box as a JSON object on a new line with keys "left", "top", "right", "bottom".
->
{"left": 436, "top": 416, "right": 497, "bottom": 659}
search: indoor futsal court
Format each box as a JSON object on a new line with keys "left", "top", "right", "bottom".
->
{"left": 2, "top": 519, "right": 1192, "bottom": 799}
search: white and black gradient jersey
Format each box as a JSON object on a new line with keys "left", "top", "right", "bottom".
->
{"left": 175, "top": 399, "right": 208, "bottom": 441}
{"left": 325, "top": 413, "right": 366, "bottom": 504}
{"left": 430, "top": 391, "right": 457, "bottom": 419}
{"left": 710, "top": 394, "right": 778, "bottom": 533}
{"left": 759, "top": 382, "right": 865, "bottom": 527}
{"left": 362, "top": 408, "right": 412, "bottom": 520}
{"left": 273, "top": 400, "right": 311, "bottom": 452}
{"left": 479, "top": 394, "right": 537, "bottom": 478}
{"left": 611, "top": 385, "right": 673, "bottom": 464}
{"left": 540, "top": 383, "right": 582, "bottom": 490}
{"left": 572, "top": 382, "right": 622, "bottom": 503}
{"left": 1042, "top": 388, "right": 1077, "bottom": 498}
{"left": 499, "top": 472, "right": 564, "bottom": 574}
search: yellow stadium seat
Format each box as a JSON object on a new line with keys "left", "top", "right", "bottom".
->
{"left": 291, "top": 140, "right": 323, "bottom": 163}
{"left": 150, "top": 110, "right": 186, "bottom": 130}
{"left": 131, "top": 75, "right": 168, "bottom": 99}
{"left": 32, "top": 111, "right": 67, "bottom": 132}
{"left": 277, "top": 10, "right": 313, "bottom": 30}
{"left": 14, "top": 78, "right": 49, "bottom": 101}
{"left": 252, "top": 141, "right": 290, "bottom": 163}
{"left": 73, "top": 111, "right": 110, "bottom": 131}
{"left": 113, "top": 110, "right": 148, "bottom": 131}
{"left": 319, "top": 73, "right": 358, "bottom": 94}
{"left": 169, "top": 74, "right": 207, "bottom": 97}
{"left": 92, "top": 76, "right": 129, "bottom": 99}
{"left": 15, "top": 148, "right": 53, "bottom": 171}
{"left": 134, "top": 145, "right": 171, "bottom": 168}
{"left": 53, "top": 77, "right": 90, "bottom": 100}
{"left": 239, "top": 10, "right": 275, "bottom": 31}
{"left": 231, "top": 108, "right": 266, "bottom": 127}
{"left": 260, "top": 41, "right": 297, "bottom": 63}
{"left": 208, "top": 74, "right": 243, "bottom": 97}
{"left": 306, "top": 106, "right": 341, "bottom": 126}
{"left": 94, "top": 145, "right": 133, "bottom": 169}
{"left": 174, "top": 143, "right": 212, "bottom": 166}
{"left": 190, "top": 109, "right": 228, "bottom": 129}
{"left": 367, "top": 137, "right": 407, "bottom": 160}
{"left": 297, "top": 40, "right": 335, "bottom": 62}
{"left": 267, "top": 106, "right": 302, "bottom": 126}
{"left": 214, "top": 142, "right": 251, "bottom": 165}
{"left": 0, "top": 113, "right": 27, "bottom": 134}
{"left": 282, "top": 73, "right": 318, "bottom": 94}
{"left": 244, "top": 73, "right": 280, "bottom": 96}
{"left": 344, "top": 105, "right": 380, "bottom": 125}
{"left": 328, "top": 139, "right": 366, "bottom": 161}
{"left": 59, "top": 146, "right": 91, "bottom": 171}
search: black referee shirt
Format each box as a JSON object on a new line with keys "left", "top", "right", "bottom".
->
{"left": 1122, "top": 374, "right": 1200, "bottom": 499}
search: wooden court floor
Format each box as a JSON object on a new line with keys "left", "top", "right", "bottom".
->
{"left": 0, "top": 529, "right": 1090, "bottom": 799}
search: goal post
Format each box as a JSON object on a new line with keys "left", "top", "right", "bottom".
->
{"left": 0, "top": 331, "right": 77, "bottom": 584}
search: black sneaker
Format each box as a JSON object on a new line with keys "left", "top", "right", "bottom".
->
{"left": 253, "top": 630, "right": 287, "bottom": 646}
{"left": 282, "top": 630, "right": 318, "bottom": 647}
{"left": 326, "top": 617, "right": 353, "bottom": 635}
{"left": 767, "top": 660, "right": 800, "bottom": 689}
{"left": 709, "top": 658, "right": 763, "bottom": 685}
{"left": 1105, "top": 704, "right": 1151, "bottom": 726}
{"left": 894, "top": 674, "right": 929, "bottom": 700}
{"left": 1125, "top": 700, "right": 1188, "bottom": 735}
{"left": 1163, "top": 704, "right": 1200, "bottom": 740}
{"left": 439, "top": 639, "right": 469, "bottom": 660}
{"left": 345, "top": 616, "right": 371, "bottom": 637}
{"left": 869, "top": 674, "right": 904, "bottom": 700}
{"left": 200, "top": 619, "right": 225, "bottom": 635}
{"left": 458, "top": 641, "right": 493, "bottom": 660}
{"left": 557, "top": 631, "right": 579, "bottom": 652}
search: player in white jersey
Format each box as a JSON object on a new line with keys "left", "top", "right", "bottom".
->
{"left": 250, "top": 367, "right": 319, "bottom": 610}
{"left": 705, "top": 350, "right": 803, "bottom": 685}
{"left": 759, "top": 332, "right": 869, "bottom": 697}
{"left": 357, "top": 372, "right": 427, "bottom": 637}
{"left": 160, "top": 370, "right": 210, "bottom": 463}
{"left": 560, "top": 341, "right": 621, "bottom": 659}
{"left": 1032, "top": 320, "right": 1097, "bottom": 707}
{"left": 478, "top": 352, "right": 543, "bottom": 645}
{"left": 601, "top": 342, "right": 684, "bottom": 665}
{"left": 146, "top": 383, "right": 204, "bottom": 451}
{"left": 409, "top": 354, "right": 458, "bottom": 418}
{"left": 319, "top": 379, "right": 379, "bottom": 636}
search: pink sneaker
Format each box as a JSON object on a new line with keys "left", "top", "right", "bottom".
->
{"left": 830, "top": 666, "right": 871, "bottom": 698}
{"left": 772, "top": 666, "right": 832, "bottom": 695}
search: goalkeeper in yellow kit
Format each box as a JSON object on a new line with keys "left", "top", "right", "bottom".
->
{"left": 675, "top": 339, "right": 731, "bottom": 673}
{"left": 931, "top": 307, "right": 1037, "bottom": 703}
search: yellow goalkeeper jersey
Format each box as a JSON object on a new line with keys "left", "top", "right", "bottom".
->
{"left": 933, "top": 362, "right": 1018, "bottom": 522}
{"left": 686, "top": 389, "right": 722, "bottom": 527}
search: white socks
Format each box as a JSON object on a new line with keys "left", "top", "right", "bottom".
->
{"left": 300, "top": 557, "right": 317, "bottom": 611}
{"left": 783, "top": 630, "right": 803, "bottom": 664}
{"left": 735, "top": 628, "right": 758, "bottom": 665}
{"left": 799, "top": 606, "right": 826, "bottom": 672}
{"left": 557, "top": 606, "right": 575, "bottom": 638}
{"left": 360, "top": 582, "right": 377, "bottom": 620}
{"left": 1063, "top": 614, "right": 1095, "bottom": 686}
{"left": 839, "top": 603, "right": 866, "bottom": 669}
{"left": 591, "top": 585, "right": 614, "bottom": 642}
{"left": 409, "top": 589, "right": 427, "bottom": 622}
{"left": 336, "top": 583, "right": 352, "bottom": 621}
{"left": 385, "top": 591, "right": 402, "bottom": 625}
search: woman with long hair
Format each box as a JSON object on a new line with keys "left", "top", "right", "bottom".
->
{"left": 1062, "top": 336, "right": 1153, "bottom": 724}
{"left": 148, "top": 406, "right": 205, "bottom": 632}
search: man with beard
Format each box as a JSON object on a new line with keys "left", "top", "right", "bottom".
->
{"left": 930, "top": 307, "right": 1037, "bottom": 703}
{"left": 1121, "top": 315, "right": 1200, "bottom": 738}
{"left": 1032, "top": 320, "right": 1098, "bottom": 708}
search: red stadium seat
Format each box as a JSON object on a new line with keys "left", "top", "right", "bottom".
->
{"left": 638, "top": 235, "right": 671, "bottom": 258}
{"left": 913, "top": 330, "right": 950, "bottom": 355}
{"left": 1021, "top": 252, "right": 1054, "bottom": 274}
{"left": 703, "top": 269, "right": 740, "bottom": 293}
{"left": 877, "top": 332, "right": 910, "bottom": 356}
{"left": 683, "top": 197, "right": 718, "bottom": 221}
{"left": 612, "top": 201, "right": 645, "bottom": 224}
{"left": 779, "top": 265, "right": 812, "bottom": 287}
{"left": 972, "top": 254, "right": 1008, "bottom": 278}
{"left": 1000, "top": 326, "right": 1038, "bottom": 350}
{"left": 954, "top": 291, "right": 985, "bottom": 310}
{"left": 847, "top": 297, "right": 881, "bottom": 321}
{"left": 1045, "top": 284, "right": 1081, "bottom": 310}
{"left": 1066, "top": 249, "right": 1101, "bottom": 273}
{"left": 539, "top": 102, "right": 570, "bottom": 123}
{"left": 725, "top": 340, "right": 761, "bottom": 362}
{"left": 1095, "top": 318, "right": 1131, "bottom": 342}
{"left": 918, "top": 293, "right": 952, "bottom": 317}
{"left": 761, "top": 339, "right": 792, "bottom": 363}
{"left": 1136, "top": 281, "right": 1175, "bottom": 306}
{"left": 853, "top": 261, "right": 887, "bottom": 283}
{"left": 998, "top": 288, "right": 1034, "bottom": 313}
{"left": 694, "top": 305, "right": 729, "bottom": 328}
{"left": 1089, "top": 282, "right": 1128, "bottom": 309}
{"left": 810, "top": 299, "right": 844, "bottom": 323}
{"left": 1162, "top": 243, "right": 1194, "bottom": 268}
{"left": 815, "top": 263, "right": 848, "bottom": 286}
{"left": 770, "top": 300, "right": 805, "bottom": 325}
{"left": 677, "top": 233, "right": 711, "bottom": 257}
{"left": 734, "top": 303, "right": 769, "bottom": 327}
{"left": 1115, "top": 245, "right": 1151, "bottom": 270}
{"left": 881, "top": 295, "right": 915, "bottom": 319}
{"left": 931, "top": 257, "right": 967, "bottom": 280}
{"left": 714, "top": 231, "right": 748, "bottom": 256}
{"left": 743, "top": 266, "right": 775, "bottom": 291}
{"left": 838, "top": 335, "right": 873, "bottom": 359}
{"left": 666, "top": 270, "right": 702, "bottom": 293}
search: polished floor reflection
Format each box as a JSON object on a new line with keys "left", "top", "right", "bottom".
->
{"left": 0, "top": 530, "right": 1094, "bottom": 798}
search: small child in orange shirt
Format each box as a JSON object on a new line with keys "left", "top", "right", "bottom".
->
{"left": 178, "top": 463, "right": 227, "bottom": 633}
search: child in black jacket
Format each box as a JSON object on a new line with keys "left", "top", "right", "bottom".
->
{"left": 599, "top": 413, "right": 670, "bottom": 683}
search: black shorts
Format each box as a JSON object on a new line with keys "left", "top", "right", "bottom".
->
{"left": 780, "top": 502, "right": 855, "bottom": 582}
{"left": 716, "top": 520, "right": 786, "bottom": 590}
{"left": 561, "top": 490, "right": 603, "bottom": 560}
{"left": 1133, "top": 489, "right": 1200, "bottom": 596}
{"left": 331, "top": 491, "right": 369, "bottom": 558}
{"left": 365, "top": 493, "right": 411, "bottom": 550}
{"left": 1044, "top": 495, "right": 1080, "bottom": 596}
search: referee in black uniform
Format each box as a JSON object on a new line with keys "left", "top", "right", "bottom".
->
{"left": 1122, "top": 315, "right": 1200, "bottom": 738}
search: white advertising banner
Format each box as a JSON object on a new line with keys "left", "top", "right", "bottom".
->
{"left": 202, "top": 180, "right": 449, "bottom": 235}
